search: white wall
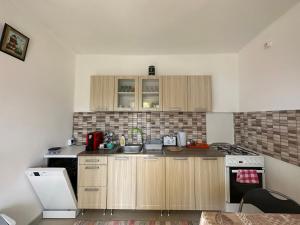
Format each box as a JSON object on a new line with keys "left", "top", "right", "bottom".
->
{"left": 239, "top": 2, "right": 300, "bottom": 112}
{"left": 238, "top": 3, "right": 300, "bottom": 203}
{"left": 0, "top": 0, "right": 75, "bottom": 224}
{"left": 74, "top": 54, "right": 238, "bottom": 112}
{"left": 206, "top": 113, "right": 234, "bottom": 144}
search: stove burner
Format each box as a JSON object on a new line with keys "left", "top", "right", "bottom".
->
{"left": 211, "top": 143, "right": 258, "bottom": 156}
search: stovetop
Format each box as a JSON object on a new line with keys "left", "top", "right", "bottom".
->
{"left": 210, "top": 143, "right": 258, "bottom": 156}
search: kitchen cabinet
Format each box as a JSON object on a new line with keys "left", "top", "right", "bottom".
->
{"left": 136, "top": 156, "right": 166, "bottom": 209}
{"left": 138, "top": 76, "right": 162, "bottom": 111}
{"left": 162, "top": 76, "right": 188, "bottom": 111}
{"left": 195, "top": 157, "right": 225, "bottom": 210}
{"left": 90, "top": 76, "right": 115, "bottom": 111}
{"left": 166, "top": 157, "right": 195, "bottom": 210}
{"left": 78, "top": 156, "right": 107, "bottom": 209}
{"left": 107, "top": 156, "right": 136, "bottom": 209}
{"left": 114, "top": 76, "right": 139, "bottom": 111}
{"left": 188, "top": 76, "right": 212, "bottom": 112}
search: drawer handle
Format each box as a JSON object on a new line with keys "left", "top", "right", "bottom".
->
{"left": 202, "top": 158, "right": 217, "bottom": 160}
{"left": 174, "top": 157, "right": 188, "bottom": 160}
{"left": 85, "top": 159, "right": 100, "bottom": 162}
{"left": 84, "top": 188, "right": 99, "bottom": 192}
{"left": 144, "top": 157, "right": 159, "bottom": 160}
{"left": 115, "top": 157, "right": 129, "bottom": 160}
{"left": 85, "top": 166, "right": 100, "bottom": 169}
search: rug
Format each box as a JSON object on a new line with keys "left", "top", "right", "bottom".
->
{"left": 74, "top": 220, "right": 198, "bottom": 225}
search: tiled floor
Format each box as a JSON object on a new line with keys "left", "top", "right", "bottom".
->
{"left": 38, "top": 210, "right": 201, "bottom": 225}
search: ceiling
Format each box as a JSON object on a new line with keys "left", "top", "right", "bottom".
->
{"left": 12, "top": 0, "right": 300, "bottom": 54}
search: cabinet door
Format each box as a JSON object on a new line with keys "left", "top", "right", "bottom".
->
{"left": 195, "top": 157, "right": 225, "bottom": 210}
{"left": 188, "top": 76, "right": 212, "bottom": 112}
{"left": 78, "top": 187, "right": 106, "bottom": 209}
{"left": 162, "top": 76, "right": 188, "bottom": 111}
{"left": 90, "top": 76, "right": 115, "bottom": 111}
{"left": 107, "top": 156, "right": 136, "bottom": 209}
{"left": 166, "top": 157, "right": 195, "bottom": 210}
{"left": 136, "top": 156, "right": 165, "bottom": 209}
{"left": 78, "top": 164, "right": 107, "bottom": 187}
{"left": 114, "top": 76, "right": 139, "bottom": 111}
{"left": 138, "top": 77, "right": 162, "bottom": 111}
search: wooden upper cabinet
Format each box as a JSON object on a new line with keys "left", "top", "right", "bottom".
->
{"left": 188, "top": 76, "right": 212, "bottom": 112}
{"left": 195, "top": 157, "right": 225, "bottom": 210}
{"left": 114, "top": 76, "right": 139, "bottom": 111}
{"left": 162, "top": 76, "right": 188, "bottom": 111}
{"left": 90, "top": 76, "right": 115, "bottom": 111}
{"left": 136, "top": 156, "right": 166, "bottom": 210}
{"left": 166, "top": 157, "right": 195, "bottom": 210}
{"left": 138, "top": 76, "right": 162, "bottom": 111}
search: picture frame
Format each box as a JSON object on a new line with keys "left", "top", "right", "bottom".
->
{"left": 0, "top": 23, "right": 30, "bottom": 61}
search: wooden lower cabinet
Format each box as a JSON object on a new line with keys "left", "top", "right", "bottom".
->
{"left": 78, "top": 156, "right": 108, "bottom": 209}
{"left": 136, "top": 156, "right": 166, "bottom": 209}
{"left": 166, "top": 157, "right": 195, "bottom": 210}
{"left": 195, "top": 157, "right": 225, "bottom": 210}
{"left": 107, "top": 156, "right": 136, "bottom": 209}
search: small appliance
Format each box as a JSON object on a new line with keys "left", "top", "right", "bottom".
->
{"left": 177, "top": 131, "right": 186, "bottom": 147}
{"left": 86, "top": 131, "right": 103, "bottom": 151}
{"left": 163, "top": 135, "right": 177, "bottom": 146}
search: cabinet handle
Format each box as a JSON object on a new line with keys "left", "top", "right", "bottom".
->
{"left": 202, "top": 158, "right": 217, "bottom": 160}
{"left": 85, "top": 166, "right": 100, "bottom": 169}
{"left": 144, "top": 157, "right": 159, "bottom": 160}
{"left": 169, "top": 107, "right": 181, "bottom": 111}
{"left": 174, "top": 157, "right": 188, "bottom": 160}
{"left": 84, "top": 188, "right": 99, "bottom": 192}
{"left": 115, "top": 157, "right": 129, "bottom": 160}
{"left": 85, "top": 159, "right": 100, "bottom": 162}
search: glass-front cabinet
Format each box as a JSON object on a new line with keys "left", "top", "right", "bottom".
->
{"left": 139, "top": 77, "right": 162, "bottom": 111}
{"left": 114, "top": 77, "right": 139, "bottom": 111}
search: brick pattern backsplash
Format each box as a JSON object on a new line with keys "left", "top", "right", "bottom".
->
{"left": 234, "top": 110, "right": 300, "bottom": 166}
{"left": 73, "top": 112, "right": 206, "bottom": 145}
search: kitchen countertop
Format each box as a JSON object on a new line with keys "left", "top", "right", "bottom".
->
{"left": 44, "top": 145, "right": 85, "bottom": 158}
{"left": 78, "top": 146, "right": 225, "bottom": 157}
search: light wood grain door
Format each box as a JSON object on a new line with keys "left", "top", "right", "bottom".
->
{"left": 188, "top": 76, "right": 212, "bottom": 112}
{"left": 195, "top": 157, "right": 225, "bottom": 210}
{"left": 114, "top": 76, "right": 139, "bottom": 111}
{"left": 78, "top": 165, "right": 107, "bottom": 187}
{"left": 78, "top": 187, "right": 107, "bottom": 209}
{"left": 166, "top": 157, "right": 195, "bottom": 210}
{"left": 138, "top": 76, "right": 162, "bottom": 111}
{"left": 136, "top": 156, "right": 166, "bottom": 209}
{"left": 107, "top": 156, "right": 137, "bottom": 209}
{"left": 162, "top": 76, "right": 188, "bottom": 111}
{"left": 90, "top": 76, "right": 115, "bottom": 111}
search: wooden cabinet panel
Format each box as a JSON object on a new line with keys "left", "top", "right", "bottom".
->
{"left": 114, "top": 76, "right": 139, "bottom": 111}
{"left": 79, "top": 156, "right": 107, "bottom": 165}
{"left": 78, "top": 187, "right": 106, "bottom": 209}
{"left": 78, "top": 165, "right": 107, "bottom": 187}
{"left": 138, "top": 77, "right": 162, "bottom": 111}
{"left": 195, "top": 157, "right": 225, "bottom": 210}
{"left": 107, "top": 156, "right": 136, "bottom": 209}
{"left": 90, "top": 76, "right": 115, "bottom": 111}
{"left": 162, "top": 76, "right": 188, "bottom": 111}
{"left": 136, "top": 156, "right": 166, "bottom": 209}
{"left": 166, "top": 157, "right": 195, "bottom": 210}
{"left": 188, "top": 76, "right": 212, "bottom": 112}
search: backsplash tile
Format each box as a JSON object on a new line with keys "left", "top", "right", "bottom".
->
{"left": 234, "top": 110, "right": 300, "bottom": 167}
{"left": 73, "top": 112, "right": 206, "bottom": 145}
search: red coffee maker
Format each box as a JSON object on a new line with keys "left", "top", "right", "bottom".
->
{"left": 86, "top": 131, "right": 103, "bottom": 151}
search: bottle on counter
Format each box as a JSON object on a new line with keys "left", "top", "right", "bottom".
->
{"left": 120, "top": 134, "right": 126, "bottom": 147}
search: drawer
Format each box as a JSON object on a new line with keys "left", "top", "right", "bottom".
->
{"left": 78, "top": 164, "right": 107, "bottom": 187}
{"left": 79, "top": 156, "right": 107, "bottom": 165}
{"left": 78, "top": 187, "right": 106, "bottom": 209}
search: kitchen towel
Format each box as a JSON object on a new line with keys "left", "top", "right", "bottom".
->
{"left": 236, "top": 169, "right": 259, "bottom": 184}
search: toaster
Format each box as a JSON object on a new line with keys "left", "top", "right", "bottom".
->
{"left": 163, "top": 135, "right": 177, "bottom": 146}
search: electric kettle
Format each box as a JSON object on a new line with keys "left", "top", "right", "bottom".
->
{"left": 177, "top": 131, "right": 186, "bottom": 147}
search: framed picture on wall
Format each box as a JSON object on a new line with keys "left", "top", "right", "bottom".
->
{"left": 0, "top": 23, "right": 30, "bottom": 61}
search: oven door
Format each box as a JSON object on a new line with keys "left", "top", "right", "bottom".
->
{"left": 229, "top": 167, "right": 264, "bottom": 203}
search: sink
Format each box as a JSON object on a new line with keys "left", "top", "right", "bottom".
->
{"left": 120, "top": 144, "right": 143, "bottom": 154}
